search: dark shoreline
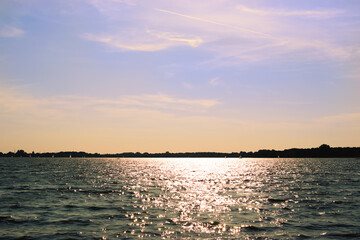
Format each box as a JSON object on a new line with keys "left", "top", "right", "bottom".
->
{"left": 1, "top": 144, "right": 360, "bottom": 158}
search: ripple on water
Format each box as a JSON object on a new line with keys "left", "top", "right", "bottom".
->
{"left": 0, "top": 158, "right": 360, "bottom": 239}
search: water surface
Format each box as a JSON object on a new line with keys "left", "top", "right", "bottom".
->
{"left": 1, "top": 158, "right": 359, "bottom": 239}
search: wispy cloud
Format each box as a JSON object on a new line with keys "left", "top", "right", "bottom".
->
{"left": 127, "top": 94, "right": 218, "bottom": 108}
{"left": 273, "top": 101, "right": 311, "bottom": 106}
{"left": 0, "top": 84, "right": 219, "bottom": 117}
{"left": 0, "top": 25, "right": 24, "bottom": 38}
{"left": 315, "top": 112, "right": 360, "bottom": 124}
{"left": 182, "top": 82, "right": 192, "bottom": 89}
{"left": 153, "top": 31, "right": 203, "bottom": 47}
{"left": 209, "top": 77, "right": 220, "bottom": 86}
{"left": 87, "top": 0, "right": 136, "bottom": 15}
{"left": 154, "top": 8, "right": 273, "bottom": 39}
{"left": 83, "top": 0, "right": 354, "bottom": 64}
{"left": 237, "top": 5, "right": 344, "bottom": 18}
{"left": 203, "top": 35, "right": 351, "bottom": 65}
{"left": 83, "top": 30, "right": 203, "bottom": 51}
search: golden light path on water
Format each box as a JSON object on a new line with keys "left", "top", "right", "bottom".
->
{"left": 158, "top": 158, "right": 250, "bottom": 235}
{"left": 121, "top": 158, "right": 284, "bottom": 237}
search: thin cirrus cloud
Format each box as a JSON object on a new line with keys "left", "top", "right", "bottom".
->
{"left": 82, "top": 1, "right": 353, "bottom": 64}
{"left": 154, "top": 8, "right": 273, "bottom": 39}
{"left": 236, "top": 5, "right": 344, "bottom": 18}
{"left": 0, "top": 25, "right": 24, "bottom": 38}
{"left": 83, "top": 30, "right": 203, "bottom": 51}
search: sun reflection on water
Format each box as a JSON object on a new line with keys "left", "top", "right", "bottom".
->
{"left": 91, "top": 157, "right": 286, "bottom": 237}
{"left": 145, "top": 158, "right": 259, "bottom": 236}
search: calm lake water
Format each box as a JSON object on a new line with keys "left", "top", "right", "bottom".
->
{"left": 0, "top": 158, "right": 359, "bottom": 239}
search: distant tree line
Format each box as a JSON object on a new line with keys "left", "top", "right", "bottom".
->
{"left": 1, "top": 144, "right": 360, "bottom": 158}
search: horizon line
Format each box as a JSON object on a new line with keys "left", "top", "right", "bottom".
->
{"left": 2, "top": 144, "right": 360, "bottom": 155}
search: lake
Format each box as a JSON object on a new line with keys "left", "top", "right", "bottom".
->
{"left": 0, "top": 158, "right": 359, "bottom": 239}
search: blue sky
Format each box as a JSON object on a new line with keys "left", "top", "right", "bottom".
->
{"left": 1, "top": 0, "right": 359, "bottom": 153}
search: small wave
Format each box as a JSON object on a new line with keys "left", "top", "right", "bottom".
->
{"left": 77, "top": 189, "right": 120, "bottom": 195}
{"left": 0, "top": 215, "right": 15, "bottom": 222}
{"left": 58, "top": 218, "right": 94, "bottom": 225}
{"left": 300, "top": 199, "right": 321, "bottom": 204}
{"left": 240, "top": 225, "right": 266, "bottom": 232}
{"left": 322, "top": 232, "right": 360, "bottom": 238}
{"left": 36, "top": 232, "right": 85, "bottom": 240}
{"left": 0, "top": 236, "right": 36, "bottom": 240}
{"left": 0, "top": 215, "right": 38, "bottom": 224}
{"left": 165, "top": 218, "right": 177, "bottom": 225}
{"left": 87, "top": 206, "right": 109, "bottom": 211}
{"left": 64, "top": 204, "right": 79, "bottom": 209}
{"left": 203, "top": 221, "right": 221, "bottom": 228}
{"left": 294, "top": 234, "right": 311, "bottom": 239}
{"left": 10, "top": 204, "right": 22, "bottom": 209}
{"left": 104, "top": 214, "right": 127, "bottom": 219}
{"left": 268, "top": 197, "right": 288, "bottom": 203}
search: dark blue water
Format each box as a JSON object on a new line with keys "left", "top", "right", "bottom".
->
{"left": 0, "top": 158, "right": 359, "bottom": 239}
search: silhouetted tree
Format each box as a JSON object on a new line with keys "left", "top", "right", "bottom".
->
{"left": 15, "top": 150, "right": 27, "bottom": 157}
{"left": 319, "top": 144, "right": 331, "bottom": 149}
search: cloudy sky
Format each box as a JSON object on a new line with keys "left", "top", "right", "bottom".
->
{"left": 1, "top": 0, "right": 359, "bottom": 153}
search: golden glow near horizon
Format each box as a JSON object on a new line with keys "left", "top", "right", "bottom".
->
{"left": 0, "top": 0, "right": 359, "bottom": 153}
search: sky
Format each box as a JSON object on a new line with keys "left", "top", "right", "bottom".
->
{"left": 0, "top": 0, "right": 359, "bottom": 153}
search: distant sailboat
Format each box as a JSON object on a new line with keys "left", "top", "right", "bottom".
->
{"left": 69, "top": 154, "right": 72, "bottom": 158}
